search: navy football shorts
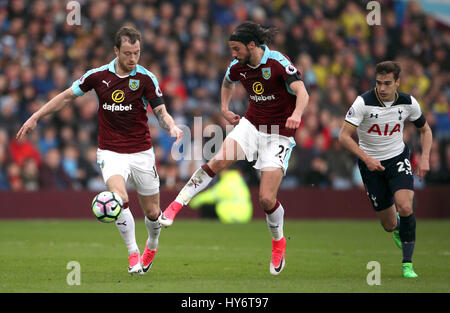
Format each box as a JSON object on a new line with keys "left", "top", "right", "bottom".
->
{"left": 358, "top": 145, "right": 414, "bottom": 211}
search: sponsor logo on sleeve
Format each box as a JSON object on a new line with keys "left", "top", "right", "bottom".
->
{"left": 155, "top": 86, "right": 163, "bottom": 97}
{"left": 346, "top": 107, "right": 354, "bottom": 118}
{"left": 285, "top": 64, "right": 297, "bottom": 75}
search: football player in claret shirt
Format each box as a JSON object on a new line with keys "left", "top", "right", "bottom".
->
{"left": 159, "top": 22, "right": 309, "bottom": 276}
{"left": 16, "top": 26, "right": 183, "bottom": 275}
{"left": 339, "top": 61, "right": 433, "bottom": 278}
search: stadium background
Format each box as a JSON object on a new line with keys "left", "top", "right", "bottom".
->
{"left": 0, "top": 0, "right": 449, "bottom": 219}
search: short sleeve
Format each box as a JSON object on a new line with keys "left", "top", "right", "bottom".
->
{"left": 143, "top": 71, "right": 165, "bottom": 109}
{"left": 271, "top": 52, "right": 302, "bottom": 86}
{"left": 345, "top": 96, "right": 366, "bottom": 127}
{"left": 71, "top": 69, "right": 97, "bottom": 96}
{"left": 225, "top": 60, "right": 239, "bottom": 83}
{"left": 408, "top": 96, "right": 423, "bottom": 122}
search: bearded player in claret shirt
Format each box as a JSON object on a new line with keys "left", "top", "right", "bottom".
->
{"left": 339, "top": 61, "right": 433, "bottom": 278}
{"left": 17, "top": 26, "right": 183, "bottom": 275}
{"left": 159, "top": 22, "right": 309, "bottom": 276}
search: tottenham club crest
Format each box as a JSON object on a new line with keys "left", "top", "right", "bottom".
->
{"left": 129, "top": 79, "right": 140, "bottom": 91}
{"left": 261, "top": 67, "right": 271, "bottom": 80}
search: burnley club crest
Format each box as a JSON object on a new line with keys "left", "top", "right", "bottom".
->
{"left": 129, "top": 79, "right": 140, "bottom": 91}
{"left": 262, "top": 67, "right": 271, "bottom": 80}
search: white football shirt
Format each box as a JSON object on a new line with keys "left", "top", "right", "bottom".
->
{"left": 345, "top": 89, "right": 422, "bottom": 161}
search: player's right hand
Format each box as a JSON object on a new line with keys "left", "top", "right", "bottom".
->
{"left": 365, "top": 156, "right": 385, "bottom": 172}
{"left": 170, "top": 125, "right": 183, "bottom": 146}
{"left": 222, "top": 110, "right": 240, "bottom": 125}
{"left": 16, "top": 116, "right": 37, "bottom": 141}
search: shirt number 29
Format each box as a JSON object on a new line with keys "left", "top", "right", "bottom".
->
{"left": 396, "top": 158, "right": 412, "bottom": 175}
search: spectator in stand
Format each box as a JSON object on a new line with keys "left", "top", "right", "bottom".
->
{"left": 8, "top": 134, "right": 41, "bottom": 168}
{"left": 39, "top": 147, "right": 72, "bottom": 190}
{"left": 21, "top": 157, "right": 39, "bottom": 191}
{"left": 325, "top": 136, "right": 355, "bottom": 190}
{"left": 80, "top": 145, "right": 105, "bottom": 191}
{"left": 38, "top": 125, "right": 58, "bottom": 157}
{"left": 0, "top": 144, "right": 10, "bottom": 190}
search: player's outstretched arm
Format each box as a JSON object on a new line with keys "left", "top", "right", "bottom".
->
{"left": 153, "top": 104, "right": 183, "bottom": 145}
{"left": 416, "top": 122, "right": 432, "bottom": 181}
{"left": 286, "top": 80, "right": 309, "bottom": 129}
{"left": 339, "top": 122, "right": 385, "bottom": 172}
{"left": 221, "top": 77, "right": 240, "bottom": 125}
{"left": 16, "top": 87, "right": 77, "bottom": 140}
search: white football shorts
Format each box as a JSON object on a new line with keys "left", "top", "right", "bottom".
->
{"left": 226, "top": 117, "right": 296, "bottom": 174}
{"left": 96, "top": 147, "right": 160, "bottom": 196}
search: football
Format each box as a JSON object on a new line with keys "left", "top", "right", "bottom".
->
{"left": 91, "top": 191, "right": 123, "bottom": 223}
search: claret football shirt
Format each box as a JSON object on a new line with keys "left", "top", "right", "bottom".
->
{"left": 72, "top": 58, "right": 164, "bottom": 153}
{"left": 225, "top": 45, "right": 302, "bottom": 137}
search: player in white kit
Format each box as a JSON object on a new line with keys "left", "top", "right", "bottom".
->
{"left": 339, "top": 61, "right": 432, "bottom": 278}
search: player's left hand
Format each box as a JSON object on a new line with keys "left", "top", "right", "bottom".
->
{"left": 170, "top": 125, "right": 183, "bottom": 146}
{"left": 417, "top": 158, "right": 430, "bottom": 181}
{"left": 285, "top": 114, "right": 301, "bottom": 129}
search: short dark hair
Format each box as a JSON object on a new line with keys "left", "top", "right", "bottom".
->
{"left": 114, "top": 26, "right": 141, "bottom": 50}
{"left": 375, "top": 61, "right": 401, "bottom": 81}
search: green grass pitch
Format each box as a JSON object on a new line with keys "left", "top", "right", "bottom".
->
{"left": 0, "top": 219, "right": 449, "bottom": 293}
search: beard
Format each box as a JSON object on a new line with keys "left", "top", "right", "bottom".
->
{"left": 237, "top": 55, "right": 250, "bottom": 65}
{"left": 236, "top": 47, "right": 251, "bottom": 65}
{"left": 117, "top": 58, "right": 135, "bottom": 73}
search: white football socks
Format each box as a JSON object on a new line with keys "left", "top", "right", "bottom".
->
{"left": 266, "top": 202, "right": 285, "bottom": 241}
{"left": 145, "top": 216, "right": 161, "bottom": 250}
{"left": 176, "top": 165, "right": 215, "bottom": 205}
{"left": 115, "top": 208, "right": 139, "bottom": 255}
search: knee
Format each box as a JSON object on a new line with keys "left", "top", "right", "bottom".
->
{"left": 259, "top": 194, "right": 276, "bottom": 212}
{"left": 140, "top": 197, "right": 160, "bottom": 220}
{"left": 382, "top": 221, "right": 397, "bottom": 232}
{"left": 145, "top": 209, "right": 160, "bottom": 221}
{"left": 208, "top": 159, "right": 227, "bottom": 174}
{"left": 396, "top": 201, "right": 413, "bottom": 216}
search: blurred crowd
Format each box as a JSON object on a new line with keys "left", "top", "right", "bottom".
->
{"left": 0, "top": 0, "right": 449, "bottom": 192}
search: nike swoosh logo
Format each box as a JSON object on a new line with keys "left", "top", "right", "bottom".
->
{"left": 160, "top": 214, "right": 168, "bottom": 220}
{"left": 274, "top": 256, "right": 284, "bottom": 272}
{"left": 143, "top": 262, "right": 153, "bottom": 272}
